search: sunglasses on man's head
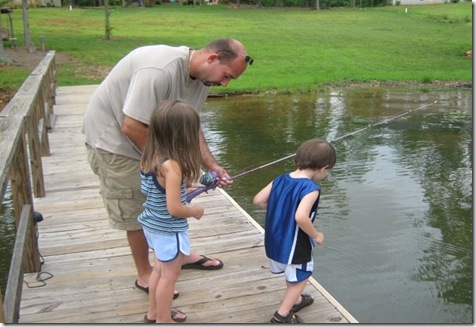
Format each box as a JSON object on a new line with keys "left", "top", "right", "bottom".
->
{"left": 217, "top": 49, "right": 254, "bottom": 66}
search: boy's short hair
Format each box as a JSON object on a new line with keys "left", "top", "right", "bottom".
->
{"left": 295, "top": 139, "right": 336, "bottom": 170}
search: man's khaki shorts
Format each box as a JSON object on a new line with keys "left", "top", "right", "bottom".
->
{"left": 86, "top": 144, "right": 145, "bottom": 231}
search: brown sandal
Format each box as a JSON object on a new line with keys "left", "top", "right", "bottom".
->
{"left": 270, "top": 311, "right": 303, "bottom": 323}
{"left": 292, "top": 294, "right": 314, "bottom": 312}
{"left": 143, "top": 309, "right": 187, "bottom": 323}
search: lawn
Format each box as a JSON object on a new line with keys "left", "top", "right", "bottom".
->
{"left": 0, "top": 2, "right": 472, "bottom": 94}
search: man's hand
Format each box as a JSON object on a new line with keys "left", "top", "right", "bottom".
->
{"left": 214, "top": 166, "right": 233, "bottom": 188}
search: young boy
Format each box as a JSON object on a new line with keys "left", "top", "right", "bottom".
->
{"left": 253, "top": 139, "right": 336, "bottom": 323}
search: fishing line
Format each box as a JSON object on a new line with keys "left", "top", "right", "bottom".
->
{"left": 233, "top": 100, "right": 437, "bottom": 179}
{"left": 186, "top": 100, "right": 437, "bottom": 202}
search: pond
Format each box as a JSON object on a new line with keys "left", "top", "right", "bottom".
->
{"left": 0, "top": 86, "right": 472, "bottom": 323}
{"left": 200, "top": 87, "right": 472, "bottom": 323}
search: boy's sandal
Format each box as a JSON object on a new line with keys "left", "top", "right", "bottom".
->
{"left": 143, "top": 309, "right": 187, "bottom": 323}
{"left": 292, "top": 294, "right": 314, "bottom": 313}
{"left": 270, "top": 311, "right": 303, "bottom": 323}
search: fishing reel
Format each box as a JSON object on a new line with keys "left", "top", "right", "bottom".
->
{"left": 199, "top": 171, "right": 218, "bottom": 186}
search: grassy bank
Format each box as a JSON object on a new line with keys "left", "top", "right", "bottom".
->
{"left": 1, "top": 2, "right": 472, "bottom": 94}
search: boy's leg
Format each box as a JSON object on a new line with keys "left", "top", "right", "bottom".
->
{"left": 269, "top": 260, "right": 314, "bottom": 323}
{"left": 278, "top": 279, "right": 308, "bottom": 317}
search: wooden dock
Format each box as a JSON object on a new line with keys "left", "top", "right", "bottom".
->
{"left": 18, "top": 85, "right": 357, "bottom": 324}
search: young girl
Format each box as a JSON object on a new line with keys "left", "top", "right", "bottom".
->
{"left": 253, "top": 139, "right": 336, "bottom": 323}
{"left": 138, "top": 100, "right": 205, "bottom": 323}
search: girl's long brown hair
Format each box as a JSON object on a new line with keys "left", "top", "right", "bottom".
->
{"left": 141, "top": 100, "right": 202, "bottom": 183}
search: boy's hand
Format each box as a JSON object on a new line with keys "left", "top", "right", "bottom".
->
{"left": 313, "top": 232, "right": 324, "bottom": 245}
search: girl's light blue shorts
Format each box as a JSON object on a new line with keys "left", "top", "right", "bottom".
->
{"left": 143, "top": 229, "right": 191, "bottom": 262}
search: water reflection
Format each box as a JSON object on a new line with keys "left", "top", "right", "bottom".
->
{"left": 201, "top": 88, "right": 472, "bottom": 323}
{"left": 0, "top": 188, "right": 15, "bottom": 295}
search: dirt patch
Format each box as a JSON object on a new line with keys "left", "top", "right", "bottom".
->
{"left": 0, "top": 46, "right": 73, "bottom": 110}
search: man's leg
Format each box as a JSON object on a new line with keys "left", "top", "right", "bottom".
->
{"left": 127, "top": 229, "right": 152, "bottom": 288}
{"left": 86, "top": 145, "right": 153, "bottom": 286}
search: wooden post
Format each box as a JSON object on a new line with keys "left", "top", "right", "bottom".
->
{"left": 4, "top": 205, "right": 35, "bottom": 323}
{"left": 10, "top": 125, "right": 40, "bottom": 273}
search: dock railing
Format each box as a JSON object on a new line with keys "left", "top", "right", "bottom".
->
{"left": 0, "top": 50, "right": 57, "bottom": 323}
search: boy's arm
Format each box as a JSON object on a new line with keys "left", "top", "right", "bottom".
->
{"left": 253, "top": 182, "right": 273, "bottom": 209}
{"left": 295, "top": 191, "right": 324, "bottom": 245}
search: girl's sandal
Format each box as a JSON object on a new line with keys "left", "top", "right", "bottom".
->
{"left": 171, "top": 309, "right": 186, "bottom": 323}
{"left": 270, "top": 311, "right": 303, "bottom": 323}
{"left": 143, "top": 309, "right": 186, "bottom": 323}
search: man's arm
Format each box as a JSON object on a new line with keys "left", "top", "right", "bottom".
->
{"left": 199, "top": 129, "right": 232, "bottom": 186}
{"left": 121, "top": 115, "right": 149, "bottom": 152}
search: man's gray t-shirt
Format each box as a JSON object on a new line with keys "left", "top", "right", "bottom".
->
{"left": 83, "top": 45, "right": 209, "bottom": 160}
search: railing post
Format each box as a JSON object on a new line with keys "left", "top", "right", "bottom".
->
{"left": 37, "top": 79, "right": 51, "bottom": 156}
{"left": 9, "top": 125, "right": 40, "bottom": 273}
{"left": 4, "top": 204, "right": 35, "bottom": 323}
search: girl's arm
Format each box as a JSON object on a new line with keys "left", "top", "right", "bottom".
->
{"left": 295, "top": 191, "right": 324, "bottom": 245}
{"left": 253, "top": 182, "right": 273, "bottom": 209}
{"left": 161, "top": 160, "right": 204, "bottom": 220}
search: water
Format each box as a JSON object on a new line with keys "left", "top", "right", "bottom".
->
{"left": 0, "top": 187, "right": 16, "bottom": 296}
{"left": 200, "top": 88, "right": 472, "bottom": 323}
{"left": 0, "top": 87, "right": 472, "bottom": 323}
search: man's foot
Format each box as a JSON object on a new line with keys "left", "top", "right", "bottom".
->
{"left": 181, "top": 255, "right": 224, "bottom": 270}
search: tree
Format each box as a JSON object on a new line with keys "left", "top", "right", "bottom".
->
{"left": 104, "top": 0, "right": 111, "bottom": 40}
{"left": 21, "top": 0, "right": 35, "bottom": 53}
{"left": 0, "top": 6, "right": 13, "bottom": 63}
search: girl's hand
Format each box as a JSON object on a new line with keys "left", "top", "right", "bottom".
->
{"left": 193, "top": 205, "right": 204, "bottom": 220}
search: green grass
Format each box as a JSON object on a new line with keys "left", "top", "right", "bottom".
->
{"left": 1, "top": 2, "right": 472, "bottom": 94}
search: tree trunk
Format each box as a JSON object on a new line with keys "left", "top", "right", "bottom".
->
{"left": 21, "top": 0, "right": 35, "bottom": 53}
{"left": 104, "top": 0, "right": 111, "bottom": 40}
{"left": 0, "top": 14, "right": 13, "bottom": 64}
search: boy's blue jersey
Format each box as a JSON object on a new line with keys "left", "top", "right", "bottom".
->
{"left": 265, "top": 173, "right": 320, "bottom": 264}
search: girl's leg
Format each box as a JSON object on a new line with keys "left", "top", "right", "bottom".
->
{"left": 145, "top": 259, "right": 161, "bottom": 321}
{"left": 156, "top": 252, "right": 185, "bottom": 323}
{"left": 277, "top": 279, "right": 308, "bottom": 317}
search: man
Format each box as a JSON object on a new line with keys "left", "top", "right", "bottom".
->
{"left": 83, "top": 38, "right": 252, "bottom": 293}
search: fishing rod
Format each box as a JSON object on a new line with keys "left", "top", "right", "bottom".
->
{"left": 185, "top": 100, "right": 438, "bottom": 203}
